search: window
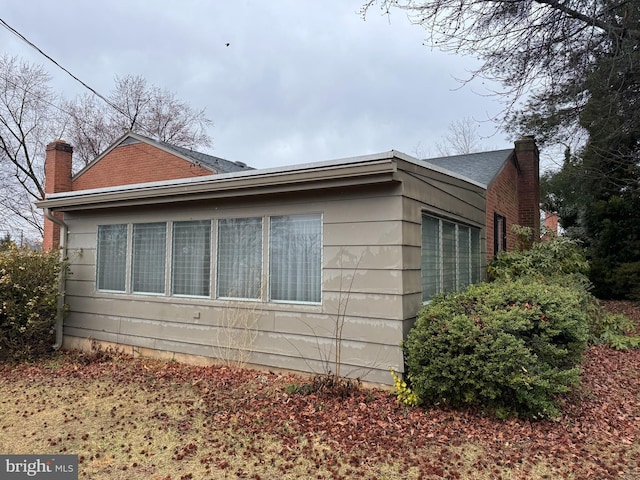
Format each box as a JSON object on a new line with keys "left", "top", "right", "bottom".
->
{"left": 132, "top": 222, "right": 167, "bottom": 294}
{"left": 96, "top": 224, "right": 127, "bottom": 291}
{"left": 95, "top": 213, "right": 324, "bottom": 303}
{"left": 458, "top": 225, "right": 471, "bottom": 288}
{"left": 442, "top": 221, "right": 457, "bottom": 292}
{"left": 217, "top": 218, "right": 262, "bottom": 299}
{"left": 421, "top": 216, "right": 440, "bottom": 301}
{"left": 421, "top": 214, "right": 482, "bottom": 302}
{"left": 269, "top": 214, "right": 322, "bottom": 303}
{"left": 471, "top": 228, "right": 481, "bottom": 283}
{"left": 494, "top": 213, "right": 507, "bottom": 254}
{"left": 172, "top": 220, "right": 211, "bottom": 297}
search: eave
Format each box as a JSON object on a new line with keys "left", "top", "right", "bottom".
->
{"left": 37, "top": 155, "right": 400, "bottom": 212}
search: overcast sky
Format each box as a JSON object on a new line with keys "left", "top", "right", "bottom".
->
{"left": 1, "top": 1, "right": 517, "bottom": 170}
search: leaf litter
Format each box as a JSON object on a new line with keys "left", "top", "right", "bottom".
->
{"left": 0, "top": 301, "right": 638, "bottom": 479}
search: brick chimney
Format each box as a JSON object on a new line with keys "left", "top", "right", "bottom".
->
{"left": 514, "top": 136, "right": 540, "bottom": 238}
{"left": 42, "top": 140, "right": 73, "bottom": 250}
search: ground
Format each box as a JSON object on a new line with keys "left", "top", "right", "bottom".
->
{"left": 0, "top": 301, "right": 638, "bottom": 479}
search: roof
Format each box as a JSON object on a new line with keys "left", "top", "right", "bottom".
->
{"left": 160, "top": 142, "right": 253, "bottom": 173}
{"left": 422, "top": 149, "right": 514, "bottom": 188}
{"left": 37, "top": 149, "right": 485, "bottom": 211}
{"left": 73, "top": 132, "right": 253, "bottom": 180}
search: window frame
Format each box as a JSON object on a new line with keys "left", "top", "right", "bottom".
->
{"left": 268, "top": 213, "right": 323, "bottom": 305}
{"left": 421, "top": 213, "right": 482, "bottom": 303}
{"left": 96, "top": 224, "right": 128, "bottom": 293}
{"left": 216, "top": 217, "right": 263, "bottom": 300}
{"left": 94, "top": 213, "right": 324, "bottom": 305}
{"left": 494, "top": 212, "right": 507, "bottom": 255}
{"left": 131, "top": 222, "right": 168, "bottom": 295}
{"left": 171, "top": 220, "right": 212, "bottom": 298}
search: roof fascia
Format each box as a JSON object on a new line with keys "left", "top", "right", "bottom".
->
{"left": 37, "top": 155, "right": 400, "bottom": 211}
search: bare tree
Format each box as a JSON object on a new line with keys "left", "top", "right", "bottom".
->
{"left": 1, "top": 57, "right": 215, "bottom": 237}
{"left": 361, "top": 0, "right": 636, "bottom": 145}
{"left": 64, "top": 75, "right": 213, "bottom": 169}
{"left": 0, "top": 54, "right": 63, "bottom": 237}
{"left": 435, "top": 117, "right": 483, "bottom": 156}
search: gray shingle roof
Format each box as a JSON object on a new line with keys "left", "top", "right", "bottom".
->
{"left": 167, "top": 143, "right": 253, "bottom": 173}
{"left": 422, "top": 149, "right": 514, "bottom": 188}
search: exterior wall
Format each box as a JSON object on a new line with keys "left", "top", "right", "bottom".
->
{"left": 61, "top": 184, "right": 408, "bottom": 385}
{"left": 72, "top": 141, "right": 212, "bottom": 191}
{"left": 43, "top": 140, "right": 73, "bottom": 251}
{"left": 43, "top": 139, "right": 213, "bottom": 251}
{"left": 395, "top": 160, "right": 487, "bottom": 338}
{"left": 485, "top": 157, "right": 519, "bottom": 258}
{"left": 515, "top": 136, "right": 541, "bottom": 236}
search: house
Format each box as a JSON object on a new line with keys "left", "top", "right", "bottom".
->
{"left": 43, "top": 132, "right": 252, "bottom": 250}
{"left": 37, "top": 134, "right": 539, "bottom": 385}
{"left": 422, "top": 136, "right": 540, "bottom": 256}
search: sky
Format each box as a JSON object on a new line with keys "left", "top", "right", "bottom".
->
{"left": 1, "top": 1, "right": 518, "bottom": 171}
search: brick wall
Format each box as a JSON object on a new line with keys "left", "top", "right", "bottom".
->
{"left": 485, "top": 136, "right": 541, "bottom": 259}
{"left": 485, "top": 157, "right": 519, "bottom": 259}
{"left": 43, "top": 139, "right": 215, "bottom": 250}
{"left": 43, "top": 140, "right": 73, "bottom": 251}
{"left": 515, "top": 136, "right": 541, "bottom": 236}
{"left": 72, "top": 142, "right": 212, "bottom": 191}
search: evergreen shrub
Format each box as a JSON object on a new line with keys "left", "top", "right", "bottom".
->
{"left": 0, "top": 246, "right": 65, "bottom": 361}
{"left": 405, "top": 279, "right": 589, "bottom": 418}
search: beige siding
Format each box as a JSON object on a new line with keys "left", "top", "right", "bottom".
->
{"left": 59, "top": 159, "right": 486, "bottom": 385}
{"left": 395, "top": 162, "right": 487, "bottom": 334}
{"left": 60, "top": 184, "right": 407, "bottom": 384}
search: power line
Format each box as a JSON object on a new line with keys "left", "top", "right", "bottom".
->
{"left": 0, "top": 16, "right": 128, "bottom": 118}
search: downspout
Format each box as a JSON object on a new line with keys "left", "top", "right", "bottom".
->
{"left": 43, "top": 207, "right": 67, "bottom": 350}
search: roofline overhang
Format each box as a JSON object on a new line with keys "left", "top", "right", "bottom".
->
{"left": 37, "top": 151, "right": 405, "bottom": 212}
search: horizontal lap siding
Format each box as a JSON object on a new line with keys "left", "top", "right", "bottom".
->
{"left": 61, "top": 184, "right": 406, "bottom": 384}
{"left": 395, "top": 162, "right": 487, "bottom": 336}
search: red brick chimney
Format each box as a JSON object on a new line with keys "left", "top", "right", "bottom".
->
{"left": 43, "top": 140, "right": 73, "bottom": 250}
{"left": 514, "top": 136, "right": 540, "bottom": 238}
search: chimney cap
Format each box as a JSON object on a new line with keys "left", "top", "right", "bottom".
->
{"left": 46, "top": 140, "right": 73, "bottom": 152}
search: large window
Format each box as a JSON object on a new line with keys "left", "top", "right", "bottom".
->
{"left": 132, "top": 222, "right": 167, "bottom": 294}
{"left": 269, "top": 214, "right": 322, "bottom": 303}
{"left": 96, "top": 224, "right": 127, "bottom": 291}
{"left": 96, "top": 213, "right": 323, "bottom": 304}
{"left": 217, "top": 217, "right": 262, "bottom": 299}
{"left": 421, "top": 214, "right": 482, "bottom": 302}
{"left": 172, "top": 220, "right": 211, "bottom": 297}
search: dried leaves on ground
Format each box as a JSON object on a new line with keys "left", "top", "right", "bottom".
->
{"left": 0, "top": 301, "right": 639, "bottom": 479}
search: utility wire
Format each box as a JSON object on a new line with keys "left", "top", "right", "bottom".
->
{"left": 0, "top": 16, "right": 129, "bottom": 118}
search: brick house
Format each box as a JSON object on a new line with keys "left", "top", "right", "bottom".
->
{"left": 423, "top": 136, "right": 540, "bottom": 257}
{"left": 38, "top": 134, "right": 540, "bottom": 384}
{"left": 43, "top": 132, "right": 252, "bottom": 250}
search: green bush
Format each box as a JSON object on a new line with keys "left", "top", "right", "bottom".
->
{"left": 0, "top": 246, "right": 66, "bottom": 361}
{"left": 488, "top": 232, "right": 590, "bottom": 283}
{"left": 489, "top": 231, "right": 639, "bottom": 349}
{"left": 404, "top": 279, "right": 589, "bottom": 418}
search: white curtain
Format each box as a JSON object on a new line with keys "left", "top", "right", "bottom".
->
{"left": 132, "top": 222, "right": 166, "bottom": 294}
{"left": 97, "top": 224, "right": 127, "bottom": 291}
{"left": 421, "top": 215, "right": 440, "bottom": 302}
{"left": 217, "top": 217, "right": 262, "bottom": 299}
{"left": 441, "top": 221, "right": 457, "bottom": 293}
{"left": 458, "top": 225, "right": 471, "bottom": 288}
{"left": 269, "top": 214, "right": 321, "bottom": 303}
{"left": 172, "top": 220, "right": 211, "bottom": 296}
